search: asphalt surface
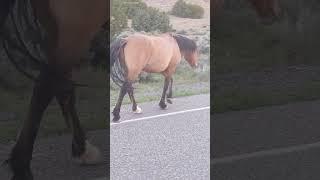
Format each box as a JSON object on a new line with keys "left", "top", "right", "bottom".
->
{"left": 3, "top": 94, "right": 320, "bottom": 180}
{"left": 0, "top": 94, "right": 210, "bottom": 180}
{"left": 110, "top": 94, "right": 210, "bottom": 180}
{"left": 213, "top": 100, "right": 320, "bottom": 180}
{"left": 0, "top": 130, "right": 108, "bottom": 180}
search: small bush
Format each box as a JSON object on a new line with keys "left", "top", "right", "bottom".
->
{"left": 171, "top": 0, "right": 204, "bottom": 19}
{"left": 123, "top": 0, "right": 148, "bottom": 18}
{"left": 132, "top": 7, "right": 172, "bottom": 32}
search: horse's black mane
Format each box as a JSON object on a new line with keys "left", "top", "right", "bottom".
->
{"left": 171, "top": 33, "right": 197, "bottom": 53}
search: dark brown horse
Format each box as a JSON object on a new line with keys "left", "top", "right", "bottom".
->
{"left": 0, "top": 0, "right": 108, "bottom": 179}
{"left": 213, "top": 0, "right": 281, "bottom": 24}
{"left": 110, "top": 33, "right": 198, "bottom": 122}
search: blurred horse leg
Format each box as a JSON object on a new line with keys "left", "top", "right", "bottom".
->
{"left": 166, "top": 77, "right": 173, "bottom": 104}
{"left": 127, "top": 82, "right": 142, "bottom": 114}
{"left": 8, "top": 68, "right": 55, "bottom": 180}
{"left": 56, "top": 78, "right": 102, "bottom": 164}
{"left": 159, "top": 76, "right": 171, "bottom": 109}
{"left": 112, "top": 82, "right": 129, "bottom": 122}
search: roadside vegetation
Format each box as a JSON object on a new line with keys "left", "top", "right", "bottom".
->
{"left": 214, "top": 0, "right": 320, "bottom": 113}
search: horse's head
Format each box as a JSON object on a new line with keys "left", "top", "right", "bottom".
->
{"left": 171, "top": 34, "right": 199, "bottom": 68}
{"left": 184, "top": 49, "right": 199, "bottom": 68}
{"left": 248, "top": 0, "right": 281, "bottom": 25}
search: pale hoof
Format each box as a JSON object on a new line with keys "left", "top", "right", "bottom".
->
{"left": 73, "top": 141, "right": 103, "bottom": 165}
{"left": 133, "top": 106, "right": 142, "bottom": 114}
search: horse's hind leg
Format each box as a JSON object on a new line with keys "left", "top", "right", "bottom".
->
{"left": 112, "top": 82, "right": 128, "bottom": 121}
{"left": 127, "top": 83, "right": 142, "bottom": 114}
{"left": 7, "top": 70, "right": 55, "bottom": 180}
{"left": 166, "top": 77, "right": 173, "bottom": 104}
{"left": 159, "top": 77, "right": 171, "bottom": 109}
{"left": 56, "top": 82, "right": 102, "bottom": 165}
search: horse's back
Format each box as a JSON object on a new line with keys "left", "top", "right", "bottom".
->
{"left": 124, "top": 33, "right": 181, "bottom": 81}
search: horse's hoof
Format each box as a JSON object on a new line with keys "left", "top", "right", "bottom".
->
{"left": 133, "top": 106, "right": 142, "bottom": 114}
{"left": 167, "top": 98, "right": 172, "bottom": 104}
{"left": 112, "top": 115, "right": 120, "bottom": 122}
{"left": 73, "top": 141, "right": 103, "bottom": 165}
{"left": 159, "top": 102, "right": 167, "bottom": 109}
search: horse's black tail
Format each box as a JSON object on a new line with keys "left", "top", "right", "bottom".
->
{"left": 110, "top": 37, "right": 127, "bottom": 87}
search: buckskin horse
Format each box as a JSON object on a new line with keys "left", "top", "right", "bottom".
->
{"left": 0, "top": 0, "right": 108, "bottom": 179}
{"left": 110, "top": 33, "right": 199, "bottom": 122}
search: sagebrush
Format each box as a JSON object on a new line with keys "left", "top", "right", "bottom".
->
{"left": 171, "top": 0, "right": 204, "bottom": 19}
{"left": 132, "top": 7, "right": 172, "bottom": 32}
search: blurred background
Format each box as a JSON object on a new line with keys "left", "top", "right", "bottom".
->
{"left": 214, "top": 0, "right": 320, "bottom": 113}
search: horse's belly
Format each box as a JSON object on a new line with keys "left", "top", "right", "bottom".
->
{"left": 142, "top": 57, "right": 170, "bottom": 73}
{"left": 142, "top": 65, "right": 163, "bottom": 73}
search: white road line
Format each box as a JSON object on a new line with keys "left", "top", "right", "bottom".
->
{"left": 212, "top": 141, "right": 320, "bottom": 165}
{"left": 110, "top": 106, "right": 210, "bottom": 126}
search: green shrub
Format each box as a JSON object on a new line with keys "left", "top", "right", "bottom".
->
{"left": 132, "top": 7, "right": 172, "bottom": 32}
{"left": 110, "top": 0, "right": 128, "bottom": 39}
{"left": 171, "top": 0, "right": 204, "bottom": 19}
{"left": 123, "top": 0, "right": 148, "bottom": 18}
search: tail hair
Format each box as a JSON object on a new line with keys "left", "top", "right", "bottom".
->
{"left": 110, "top": 37, "right": 127, "bottom": 87}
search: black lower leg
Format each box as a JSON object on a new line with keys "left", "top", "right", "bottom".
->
{"left": 127, "top": 83, "right": 137, "bottom": 111}
{"left": 112, "top": 82, "right": 128, "bottom": 121}
{"left": 8, "top": 70, "right": 55, "bottom": 180}
{"left": 159, "top": 77, "right": 170, "bottom": 109}
{"left": 167, "top": 77, "right": 173, "bottom": 98}
{"left": 56, "top": 83, "right": 86, "bottom": 157}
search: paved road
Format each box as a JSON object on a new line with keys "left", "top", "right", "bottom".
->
{"left": 213, "top": 100, "right": 320, "bottom": 180}
{"left": 110, "top": 94, "right": 210, "bottom": 180}
{"left": 0, "top": 94, "right": 210, "bottom": 180}
{"left": 0, "top": 130, "right": 108, "bottom": 180}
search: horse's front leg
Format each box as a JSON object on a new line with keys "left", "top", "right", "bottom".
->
{"left": 159, "top": 77, "right": 171, "bottom": 109}
{"left": 166, "top": 77, "right": 173, "bottom": 104}
{"left": 112, "top": 82, "right": 128, "bottom": 122}
{"left": 7, "top": 70, "right": 55, "bottom": 180}
{"left": 56, "top": 82, "right": 102, "bottom": 165}
{"left": 127, "top": 82, "right": 142, "bottom": 114}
